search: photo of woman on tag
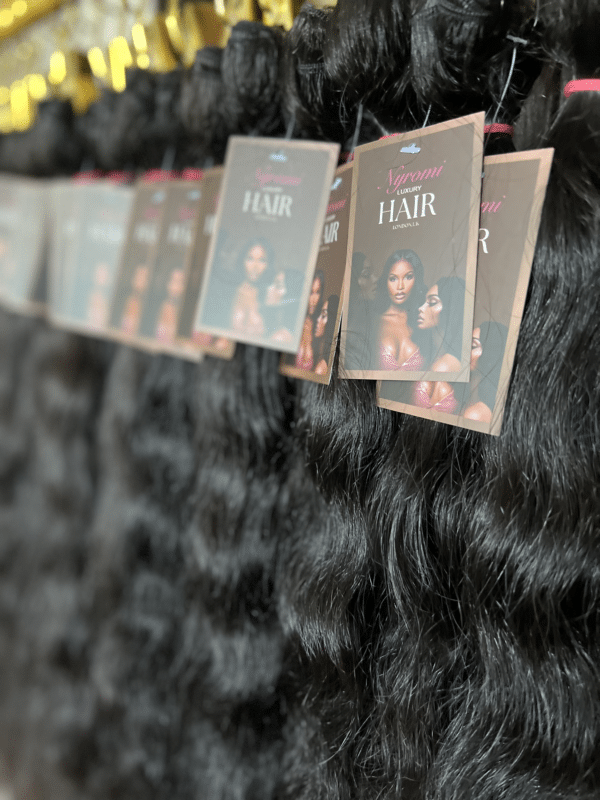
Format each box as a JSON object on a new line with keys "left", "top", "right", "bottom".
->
{"left": 155, "top": 267, "right": 186, "bottom": 342}
{"left": 120, "top": 264, "right": 149, "bottom": 336}
{"left": 86, "top": 262, "right": 111, "bottom": 329}
{"left": 312, "top": 294, "right": 339, "bottom": 375}
{"left": 230, "top": 238, "right": 275, "bottom": 337}
{"left": 295, "top": 270, "right": 324, "bottom": 370}
{"left": 462, "top": 321, "right": 507, "bottom": 423}
{"left": 376, "top": 249, "right": 426, "bottom": 372}
{"left": 412, "top": 275, "right": 466, "bottom": 412}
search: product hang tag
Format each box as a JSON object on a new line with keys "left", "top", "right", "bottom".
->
{"left": 108, "top": 181, "right": 169, "bottom": 341}
{"left": 377, "top": 149, "right": 554, "bottom": 435}
{"left": 341, "top": 112, "right": 484, "bottom": 382}
{"left": 193, "top": 136, "right": 340, "bottom": 353}
{"left": 280, "top": 162, "right": 352, "bottom": 385}
{"left": 177, "top": 166, "right": 235, "bottom": 361}
{"left": 0, "top": 177, "right": 48, "bottom": 314}
{"left": 53, "top": 182, "right": 133, "bottom": 336}
{"left": 48, "top": 181, "right": 83, "bottom": 321}
{"left": 10, "top": 180, "right": 49, "bottom": 314}
{"left": 135, "top": 179, "right": 204, "bottom": 362}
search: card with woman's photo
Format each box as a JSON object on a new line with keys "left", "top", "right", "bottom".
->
{"left": 279, "top": 162, "right": 352, "bottom": 384}
{"left": 192, "top": 137, "right": 340, "bottom": 353}
{"left": 0, "top": 177, "right": 48, "bottom": 315}
{"left": 52, "top": 182, "right": 133, "bottom": 334}
{"left": 108, "top": 181, "right": 168, "bottom": 341}
{"left": 176, "top": 167, "right": 235, "bottom": 360}
{"left": 341, "top": 113, "right": 484, "bottom": 382}
{"left": 135, "top": 180, "right": 203, "bottom": 360}
{"left": 377, "top": 150, "right": 554, "bottom": 435}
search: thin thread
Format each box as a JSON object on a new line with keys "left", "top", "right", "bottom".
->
{"left": 363, "top": 108, "right": 390, "bottom": 137}
{"left": 350, "top": 103, "right": 364, "bottom": 153}
{"left": 285, "top": 113, "right": 296, "bottom": 140}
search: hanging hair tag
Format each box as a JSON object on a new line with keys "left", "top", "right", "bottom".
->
{"left": 341, "top": 112, "right": 485, "bottom": 383}
{"left": 50, "top": 181, "right": 134, "bottom": 334}
{"left": 280, "top": 160, "right": 354, "bottom": 387}
{"left": 107, "top": 180, "right": 170, "bottom": 339}
{"left": 192, "top": 136, "right": 340, "bottom": 354}
{"left": 175, "top": 166, "right": 235, "bottom": 361}
{"left": 378, "top": 148, "right": 554, "bottom": 436}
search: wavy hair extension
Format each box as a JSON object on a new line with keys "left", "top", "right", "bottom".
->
{"left": 97, "top": 68, "right": 158, "bottom": 172}
{"left": 75, "top": 86, "right": 122, "bottom": 172}
{"left": 274, "top": 352, "right": 400, "bottom": 798}
{"left": 363, "top": 4, "right": 600, "bottom": 799}
{"left": 0, "top": 95, "right": 119, "bottom": 799}
{"left": 46, "top": 72, "right": 193, "bottom": 797}
{"left": 54, "top": 68, "right": 293, "bottom": 799}
{"left": 55, "top": 348, "right": 195, "bottom": 800}
{"left": 142, "top": 68, "right": 188, "bottom": 171}
{"left": 167, "top": 344, "right": 292, "bottom": 800}
{"left": 0, "top": 324, "right": 114, "bottom": 800}
{"left": 24, "top": 99, "right": 84, "bottom": 177}
{"left": 408, "top": 0, "right": 541, "bottom": 126}
{"left": 276, "top": 3, "right": 546, "bottom": 798}
{"left": 0, "top": 100, "right": 82, "bottom": 177}
{"left": 405, "top": 2, "right": 600, "bottom": 796}
{"left": 179, "top": 46, "right": 229, "bottom": 166}
{"left": 322, "top": 0, "right": 414, "bottom": 135}
{"left": 221, "top": 21, "right": 285, "bottom": 138}
{"left": 282, "top": 5, "right": 347, "bottom": 144}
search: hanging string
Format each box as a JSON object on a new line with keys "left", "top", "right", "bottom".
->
{"left": 161, "top": 144, "right": 177, "bottom": 172}
{"left": 350, "top": 103, "right": 364, "bottom": 154}
{"left": 423, "top": 104, "right": 432, "bottom": 128}
{"left": 363, "top": 107, "right": 391, "bottom": 137}
{"left": 285, "top": 112, "right": 296, "bottom": 140}
{"left": 485, "top": 34, "right": 527, "bottom": 150}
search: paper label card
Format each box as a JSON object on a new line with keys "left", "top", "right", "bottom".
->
{"left": 56, "top": 183, "right": 133, "bottom": 333}
{"left": 377, "top": 149, "right": 554, "bottom": 435}
{"left": 176, "top": 167, "right": 236, "bottom": 360}
{"left": 0, "top": 178, "right": 48, "bottom": 313}
{"left": 108, "top": 183, "right": 168, "bottom": 338}
{"left": 193, "top": 136, "right": 340, "bottom": 353}
{"left": 280, "top": 163, "right": 352, "bottom": 384}
{"left": 137, "top": 181, "right": 202, "bottom": 345}
{"left": 48, "top": 181, "right": 81, "bottom": 320}
{"left": 341, "top": 113, "right": 484, "bottom": 381}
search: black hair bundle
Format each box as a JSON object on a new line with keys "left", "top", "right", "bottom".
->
{"left": 221, "top": 21, "right": 285, "bottom": 138}
{"left": 282, "top": 5, "right": 346, "bottom": 144}
{"left": 180, "top": 46, "right": 229, "bottom": 166}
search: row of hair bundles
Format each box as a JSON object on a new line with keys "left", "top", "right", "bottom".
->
{"left": 0, "top": 1, "right": 598, "bottom": 798}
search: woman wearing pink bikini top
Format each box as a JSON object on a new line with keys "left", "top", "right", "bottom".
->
{"left": 412, "top": 275, "right": 466, "bottom": 413}
{"left": 376, "top": 249, "right": 427, "bottom": 371}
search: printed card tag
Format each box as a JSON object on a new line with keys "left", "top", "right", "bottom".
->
{"left": 0, "top": 177, "right": 19, "bottom": 304}
{"left": 178, "top": 167, "right": 235, "bottom": 360}
{"left": 377, "top": 149, "right": 554, "bottom": 435}
{"left": 0, "top": 177, "right": 48, "bottom": 314}
{"left": 193, "top": 136, "right": 340, "bottom": 353}
{"left": 108, "top": 182, "right": 168, "bottom": 339}
{"left": 280, "top": 162, "right": 352, "bottom": 384}
{"left": 48, "top": 181, "right": 82, "bottom": 321}
{"left": 341, "top": 113, "right": 484, "bottom": 381}
{"left": 134, "top": 180, "right": 203, "bottom": 360}
{"left": 54, "top": 183, "right": 133, "bottom": 334}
